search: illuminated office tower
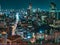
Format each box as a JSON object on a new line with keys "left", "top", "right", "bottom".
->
{"left": 29, "top": 2, "right": 32, "bottom": 10}
{"left": 27, "top": 0, "right": 33, "bottom": 21}
{"left": 50, "top": 2, "right": 56, "bottom": 25}
{"left": 27, "top": 2, "right": 32, "bottom": 15}
{"left": 28, "top": 0, "right": 32, "bottom": 9}
{"left": 50, "top": 2, "right": 56, "bottom": 18}
{"left": 28, "top": 0, "right": 32, "bottom": 13}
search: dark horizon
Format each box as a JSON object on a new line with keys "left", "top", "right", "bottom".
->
{"left": 0, "top": 0, "right": 60, "bottom": 10}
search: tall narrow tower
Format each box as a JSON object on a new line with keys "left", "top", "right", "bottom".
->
{"left": 28, "top": 0, "right": 32, "bottom": 9}
{"left": 27, "top": 0, "right": 32, "bottom": 16}
{"left": 50, "top": 2, "right": 56, "bottom": 25}
{"left": 29, "top": 3, "right": 32, "bottom": 9}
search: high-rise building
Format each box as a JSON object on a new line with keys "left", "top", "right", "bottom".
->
{"left": 27, "top": 0, "right": 33, "bottom": 21}
{"left": 27, "top": 2, "right": 32, "bottom": 15}
{"left": 29, "top": 3, "right": 32, "bottom": 10}
{"left": 49, "top": 2, "right": 56, "bottom": 25}
{"left": 28, "top": 0, "right": 32, "bottom": 9}
{"left": 27, "top": 0, "right": 32, "bottom": 14}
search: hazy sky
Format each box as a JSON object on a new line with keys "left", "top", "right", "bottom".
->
{"left": 0, "top": 0, "right": 60, "bottom": 9}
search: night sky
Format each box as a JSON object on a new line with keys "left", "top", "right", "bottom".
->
{"left": 0, "top": 0, "right": 60, "bottom": 10}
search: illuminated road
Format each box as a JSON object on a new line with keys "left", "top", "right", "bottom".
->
{"left": 12, "top": 12, "right": 19, "bottom": 35}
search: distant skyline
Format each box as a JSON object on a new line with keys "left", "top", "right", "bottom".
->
{"left": 0, "top": 0, "right": 60, "bottom": 10}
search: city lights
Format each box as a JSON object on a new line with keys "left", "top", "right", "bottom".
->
{"left": 27, "top": 36, "right": 31, "bottom": 39}
{"left": 39, "top": 30, "right": 43, "bottom": 33}
{"left": 0, "top": 0, "right": 60, "bottom": 45}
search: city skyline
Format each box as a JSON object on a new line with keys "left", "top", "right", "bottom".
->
{"left": 0, "top": 0, "right": 60, "bottom": 10}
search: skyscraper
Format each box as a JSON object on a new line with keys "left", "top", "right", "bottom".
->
{"left": 27, "top": 0, "right": 33, "bottom": 17}
{"left": 29, "top": 3, "right": 32, "bottom": 10}
{"left": 28, "top": 0, "right": 32, "bottom": 9}
{"left": 50, "top": 2, "right": 56, "bottom": 25}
